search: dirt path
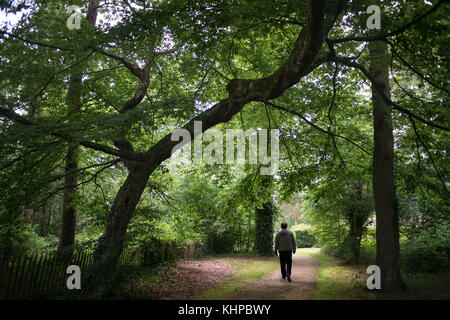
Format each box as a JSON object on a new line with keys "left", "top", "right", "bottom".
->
{"left": 231, "top": 253, "right": 320, "bottom": 300}
{"left": 117, "top": 253, "right": 320, "bottom": 300}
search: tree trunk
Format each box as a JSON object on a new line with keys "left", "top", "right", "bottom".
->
{"left": 58, "top": 1, "right": 98, "bottom": 259}
{"left": 346, "top": 184, "right": 364, "bottom": 264}
{"left": 58, "top": 142, "right": 80, "bottom": 258}
{"left": 347, "top": 209, "right": 362, "bottom": 264}
{"left": 254, "top": 175, "right": 275, "bottom": 256}
{"left": 255, "top": 201, "right": 275, "bottom": 256}
{"left": 369, "top": 39, "right": 404, "bottom": 291}
{"left": 84, "top": 162, "right": 154, "bottom": 298}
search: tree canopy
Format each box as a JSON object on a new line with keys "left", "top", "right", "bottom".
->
{"left": 0, "top": 0, "right": 448, "bottom": 298}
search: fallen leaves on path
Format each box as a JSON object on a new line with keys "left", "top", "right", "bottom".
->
{"left": 116, "top": 258, "right": 232, "bottom": 300}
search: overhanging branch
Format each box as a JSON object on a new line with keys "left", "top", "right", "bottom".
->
{"left": 143, "top": 0, "right": 347, "bottom": 168}
{"left": 0, "top": 106, "right": 145, "bottom": 161}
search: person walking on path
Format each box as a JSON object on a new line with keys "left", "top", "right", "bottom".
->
{"left": 274, "top": 222, "right": 296, "bottom": 282}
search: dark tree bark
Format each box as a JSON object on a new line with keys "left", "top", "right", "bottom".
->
{"left": 369, "top": 39, "right": 405, "bottom": 291}
{"left": 84, "top": 161, "right": 154, "bottom": 297}
{"left": 57, "top": 1, "right": 98, "bottom": 259}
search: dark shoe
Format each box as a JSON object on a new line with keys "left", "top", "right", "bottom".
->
{"left": 287, "top": 275, "right": 291, "bottom": 282}
{"left": 282, "top": 275, "right": 286, "bottom": 280}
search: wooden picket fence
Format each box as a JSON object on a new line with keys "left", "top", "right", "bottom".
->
{"left": 0, "top": 247, "right": 142, "bottom": 300}
{"left": 0, "top": 242, "right": 203, "bottom": 300}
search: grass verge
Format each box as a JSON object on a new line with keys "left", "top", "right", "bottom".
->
{"left": 299, "top": 248, "right": 450, "bottom": 300}
{"left": 298, "top": 248, "right": 374, "bottom": 300}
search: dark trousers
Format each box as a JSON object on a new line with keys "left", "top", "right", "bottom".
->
{"left": 278, "top": 250, "right": 292, "bottom": 277}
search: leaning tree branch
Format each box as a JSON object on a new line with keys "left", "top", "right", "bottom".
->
{"left": 2, "top": 0, "right": 348, "bottom": 173}
{"left": 143, "top": 0, "right": 347, "bottom": 169}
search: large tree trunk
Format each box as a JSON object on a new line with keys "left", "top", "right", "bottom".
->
{"left": 58, "top": 1, "right": 98, "bottom": 259}
{"left": 84, "top": 162, "right": 154, "bottom": 298}
{"left": 369, "top": 39, "right": 404, "bottom": 291}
